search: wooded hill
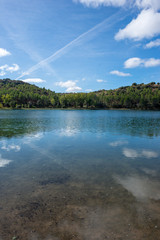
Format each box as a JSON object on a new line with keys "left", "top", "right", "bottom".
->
{"left": 0, "top": 79, "right": 160, "bottom": 110}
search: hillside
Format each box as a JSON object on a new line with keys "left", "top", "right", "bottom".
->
{"left": 0, "top": 79, "right": 160, "bottom": 109}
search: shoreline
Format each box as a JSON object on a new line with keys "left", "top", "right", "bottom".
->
{"left": 0, "top": 107, "right": 159, "bottom": 111}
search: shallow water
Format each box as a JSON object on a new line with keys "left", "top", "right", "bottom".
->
{"left": 0, "top": 109, "right": 160, "bottom": 240}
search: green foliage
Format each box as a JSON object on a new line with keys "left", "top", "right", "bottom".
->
{"left": 0, "top": 79, "right": 160, "bottom": 110}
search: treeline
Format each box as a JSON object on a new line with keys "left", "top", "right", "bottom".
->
{"left": 0, "top": 79, "right": 160, "bottom": 110}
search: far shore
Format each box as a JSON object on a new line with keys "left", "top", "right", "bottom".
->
{"left": 0, "top": 107, "right": 159, "bottom": 111}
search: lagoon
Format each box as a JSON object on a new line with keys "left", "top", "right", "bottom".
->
{"left": 0, "top": 110, "right": 160, "bottom": 240}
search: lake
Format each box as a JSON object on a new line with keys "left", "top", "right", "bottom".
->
{"left": 0, "top": 109, "right": 160, "bottom": 240}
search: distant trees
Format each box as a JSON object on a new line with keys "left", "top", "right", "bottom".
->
{"left": 0, "top": 79, "right": 160, "bottom": 110}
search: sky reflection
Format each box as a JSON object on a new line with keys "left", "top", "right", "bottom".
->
{"left": 0, "top": 154, "right": 12, "bottom": 167}
{"left": 123, "top": 148, "right": 158, "bottom": 159}
{"left": 23, "top": 133, "right": 44, "bottom": 144}
{"left": 1, "top": 141, "right": 21, "bottom": 152}
{"left": 115, "top": 174, "right": 160, "bottom": 201}
{"left": 0, "top": 110, "right": 160, "bottom": 239}
{"left": 1, "top": 110, "right": 160, "bottom": 139}
{"left": 109, "top": 140, "right": 128, "bottom": 147}
{"left": 58, "top": 127, "right": 78, "bottom": 137}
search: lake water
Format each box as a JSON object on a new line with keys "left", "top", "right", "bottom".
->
{"left": 0, "top": 109, "right": 160, "bottom": 240}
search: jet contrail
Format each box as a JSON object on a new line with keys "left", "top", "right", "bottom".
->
{"left": 17, "top": 10, "right": 126, "bottom": 80}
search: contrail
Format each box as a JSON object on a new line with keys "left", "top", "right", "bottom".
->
{"left": 17, "top": 10, "right": 126, "bottom": 80}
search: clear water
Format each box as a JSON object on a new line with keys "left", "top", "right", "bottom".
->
{"left": 0, "top": 110, "right": 160, "bottom": 240}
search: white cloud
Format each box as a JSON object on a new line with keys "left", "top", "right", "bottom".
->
{"left": 0, "top": 65, "right": 8, "bottom": 71}
{"left": 124, "top": 58, "right": 144, "bottom": 68}
{"left": 0, "top": 48, "right": 11, "bottom": 58}
{"left": 22, "top": 78, "right": 46, "bottom": 83}
{"left": 123, "top": 148, "right": 158, "bottom": 158}
{"left": 74, "top": 0, "right": 160, "bottom": 10}
{"left": 85, "top": 89, "right": 93, "bottom": 92}
{"left": 115, "top": 9, "right": 160, "bottom": 41}
{"left": 56, "top": 80, "right": 77, "bottom": 88}
{"left": 135, "top": 0, "right": 160, "bottom": 11}
{"left": 96, "top": 79, "right": 106, "bottom": 83}
{"left": 67, "top": 86, "right": 82, "bottom": 92}
{"left": 109, "top": 140, "right": 128, "bottom": 147}
{"left": 73, "top": 1, "right": 160, "bottom": 44}
{"left": 0, "top": 154, "right": 12, "bottom": 167}
{"left": 124, "top": 57, "right": 160, "bottom": 68}
{"left": 0, "top": 64, "right": 20, "bottom": 76}
{"left": 55, "top": 80, "right": 82, "bottom": 92}
{"left": 144, "top": 58, "right": 160, "bottom": 67}
{"left": 7, "top": 64, "right": 19, "bottom": 72}
{"left": 0, "top": 71, "right": 6, "bottom": 76}
{"left": 110, "top": 70, "right": 131, "bottom": 77}
{"left": 145, "top": 39, "right": 160, "bottom": 48}
{"left": 73, "top": 0, "right": 126, "bottom": 7}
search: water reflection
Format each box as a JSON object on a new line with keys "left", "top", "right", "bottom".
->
{"left": 142, "top": 168, "right": 157, "bottom": 176}
{"left": 0, "top": 154, "right": 12, "bottom": 167}
{"left": 23, "top": 133, "right": 44, "bottom": 144}
{"left": 115, "top": 174, "right": 160, "bottom": 201}
{"left": 0, "top": 110, "right": 160, "bottom": 239}
{"left": 58, "top": 126, "right": 78, "bottom": 137}
{"left": 109, "top": 140, "right": 128, "bottom": 147}
{"left": 1, "top": 110, "right": 160, "bottom": 138}
{"left": 1, "top": 141, "right": 21, "bottom": 152}
{"left": 123, "top": 148, "right": 158, "bottom": 158}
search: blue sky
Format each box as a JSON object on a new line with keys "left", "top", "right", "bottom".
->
{"left": 0, "top": 0, "right": 160, "bottom": 92}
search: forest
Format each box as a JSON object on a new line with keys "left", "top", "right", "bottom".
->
{"left": 0, "top": 79, "right": 160, "bottom": 110}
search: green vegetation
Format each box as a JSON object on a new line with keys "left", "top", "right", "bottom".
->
{"left": 0, "top": 79, "right": 160, "bottom": 110}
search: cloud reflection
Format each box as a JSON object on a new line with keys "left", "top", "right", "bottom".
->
{"left": 109, "top": 140, "right": 128, "bottom": 147}
{"left": 123, "top": 148, "right": 139, "bottom": 158}
{"left": 115, "top": 174, "right": 160, "bottom": 201}
{"left": 123, "top": 148, "right": 158, "bottom": 158}
{"left": 1, "top": 142, "right": 21, "bottom": 152}
{"left": 58, "top": 127, "right": 78, "bottom": 137}
{"left": 0, "top": 154, "right": 12, "bottom": 167}
{"left": 142, "top": 168, "right": 157, "bottom": 177}
{"left": 141, "top": 150, "right": 158, "bottom": 158}
{"left": 23, "top": 132, "right": 44, "bottom": 144}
